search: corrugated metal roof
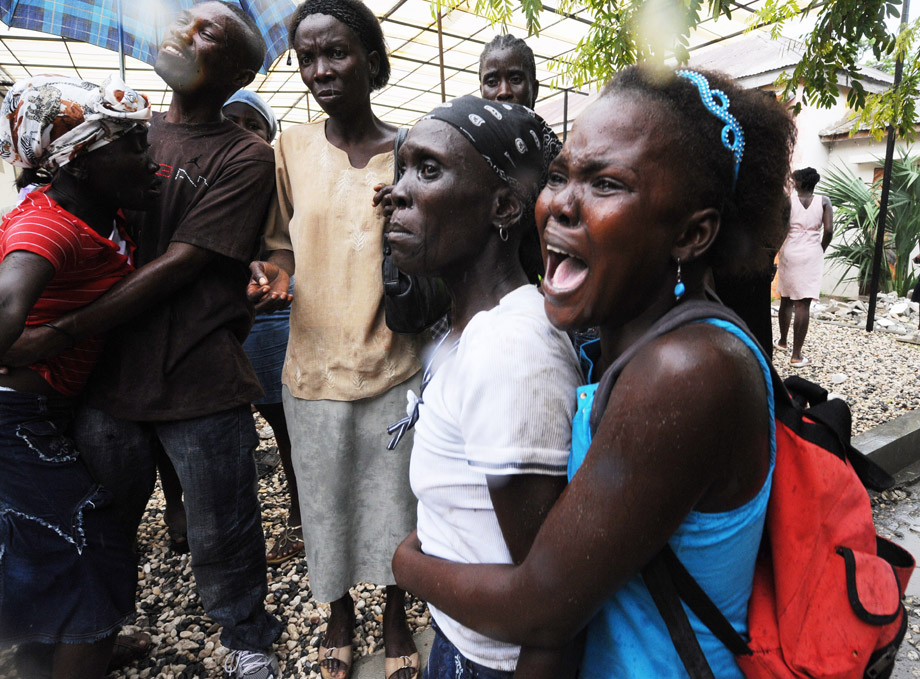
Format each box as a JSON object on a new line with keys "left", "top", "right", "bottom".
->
{"left": 0, "top": 1, "right": 894, "bottom": 132}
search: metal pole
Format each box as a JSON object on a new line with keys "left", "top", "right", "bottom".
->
{"left": 116, "top": 0, "right": 125, "bottom": 80}
{"left": 563, "top": 89, "right": 569, "bottom": 142}
{"left": 436, "top": 10, "right": 446, "bottom": 103}
{"left": 866, "top": 0, "right": 910, "bottom": 331}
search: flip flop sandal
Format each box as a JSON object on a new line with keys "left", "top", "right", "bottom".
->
{"left": 107, "top": 631, "right": 152, "bottom": 672}
{"left": 790, "top": 357, "right": 811, "bottom": 367}
{"left": 385, "top": 652, "right": 420, "bottom": 679}
{"left": 318, "top": 642, "right": 352, "bottom": 679}
{"left": 266, "top": 523, "right": 304, "bottom": 565}
{"left": 773, "top": 339, "right": 788, "bottom": 351}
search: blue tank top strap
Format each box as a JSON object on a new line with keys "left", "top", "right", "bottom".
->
{"left": 569, "top": 317, "right": 775, "bottom": 480}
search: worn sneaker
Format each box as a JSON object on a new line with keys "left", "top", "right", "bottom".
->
{"left": 224, "top": 649, "right": 281, "bottom": 679}
{"left": 254, "top": 445, "right": 282, "bottom": 478}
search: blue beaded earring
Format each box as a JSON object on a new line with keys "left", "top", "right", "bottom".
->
{"left": 674, "top": 259, "right": 686, "bottom": 301}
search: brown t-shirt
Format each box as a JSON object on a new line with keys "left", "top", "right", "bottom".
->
{"left": 86, "top": 113, "right": 275, "bottom": 421}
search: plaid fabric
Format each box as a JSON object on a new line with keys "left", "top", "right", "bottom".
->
{"left": 0, "top": 0, "right": 296, "bottom": 73}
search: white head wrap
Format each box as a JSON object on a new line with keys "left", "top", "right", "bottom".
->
{"left": 0, "top": 73, "right": 152, "bottom": 172}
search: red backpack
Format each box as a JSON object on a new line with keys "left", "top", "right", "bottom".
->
{"left": 591, "top": 300, "right": 915, "bottom": 679}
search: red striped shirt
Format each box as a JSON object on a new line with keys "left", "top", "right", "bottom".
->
{"left": 0, "top": 189, "right": 135, "bottom": 395}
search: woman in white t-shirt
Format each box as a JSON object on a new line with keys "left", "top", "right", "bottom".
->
{"left": 385, "top": 96, "right": 581, "bottom": 679}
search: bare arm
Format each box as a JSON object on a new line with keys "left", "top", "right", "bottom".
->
{"left": 487, "top": 474, "right": 574, "bottom": 677}
{"left": 0, "top": 251, "right": 55, "bottom": 355}
{"left": 394, "top": 324, "right": 770, "bottom": 647}
{"left": 1, "top": 242, "right": 215, "bottom": 366}
{"left": 821, "top": 196, "right": 834, "bottom": 251}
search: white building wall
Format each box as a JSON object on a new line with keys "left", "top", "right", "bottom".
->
{"left": 784, "top": 87, "right": 904, "bottom": 299}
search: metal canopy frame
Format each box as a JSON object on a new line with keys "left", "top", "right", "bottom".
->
{"left": 0, "top": 0, "right": 781, "bottom": 132}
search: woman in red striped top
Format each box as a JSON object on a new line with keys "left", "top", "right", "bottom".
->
{"left": 0, "top": 74, "right": 159, "bottom": 679}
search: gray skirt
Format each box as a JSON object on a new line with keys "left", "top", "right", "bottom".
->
{"left": 282, "top": 375, "right": 420, "bottom": 602}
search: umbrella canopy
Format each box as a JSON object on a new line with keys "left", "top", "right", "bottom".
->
{"left": 0, "top": 0, "right": 296, "bottom": 74}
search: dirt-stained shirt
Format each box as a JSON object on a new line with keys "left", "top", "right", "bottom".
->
{"left": 263, "top": 122, "right": 421, "bottom": 401}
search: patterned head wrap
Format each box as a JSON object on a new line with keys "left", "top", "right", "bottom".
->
{"left": 223, "top": 89, "right": 279, "bottom": 142}
{"left": 423, "top": 94, "right": 560, "bottom": 202}
{"left": 0, "top": 74, "right": 151, "bottom": 172}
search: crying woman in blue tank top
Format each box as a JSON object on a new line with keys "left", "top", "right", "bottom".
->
{"left": 393, "top": 64, "right": 796, "bottom": 679}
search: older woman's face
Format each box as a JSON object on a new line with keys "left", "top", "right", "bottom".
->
{"left": 537, "top": 94, "right": 688, "bottom": 331}
{"left": 293, "top": 13, "right": 377, "bottom": 116}
{"left": 387, "top": 119, "right": 498, "bottom": 278}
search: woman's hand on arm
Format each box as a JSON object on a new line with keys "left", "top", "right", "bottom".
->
{"left": 487, "top": 473, "right": 576, "bottom": 677}
{"left": 396, "top": 325, "right": 770, "bottom": 648}
{"left": 373, "top": 183, "right": 396, "bottom": 227}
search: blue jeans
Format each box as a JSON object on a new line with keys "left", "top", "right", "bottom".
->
{"left": 0, "top": 391, "right": 134, "bottom": 643}
{"left": 73, "top": 404, "right": 281, "bottom": 652}
{"left": 425, "top": 625, "right": 516, "bottom": 679}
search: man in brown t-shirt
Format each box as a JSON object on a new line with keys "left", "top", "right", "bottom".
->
{"left": 2, "top": 3, "right": 283, "bottom": 676}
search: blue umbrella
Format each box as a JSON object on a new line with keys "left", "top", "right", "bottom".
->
{"left": 0, "top": 0, "right": 297, "bottom": 75}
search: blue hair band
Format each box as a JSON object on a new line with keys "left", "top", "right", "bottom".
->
{"left": 676, "top": 70, "right": 745, "bottom": 188}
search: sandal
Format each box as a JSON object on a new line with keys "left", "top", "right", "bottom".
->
{"left": 773, "top": 339, "right": 788, "bottom": 352}
{"left": 318, "top": 642, "right": 352, "bottom": 679}
{"left": 107, "top": 631, "right": 152, "bottom": 672}
{"left": 790, "top": 356, "right": 811, "bottom": 367}
{"left": 385, "top": 653, "right": 420, "bottom": 679}
{"left": 266, "top": 523, "right": 304, "bottom": 565}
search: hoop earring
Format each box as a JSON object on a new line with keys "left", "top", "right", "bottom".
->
{"left": 498, "top": 226, "right": 509, "bottom": 242}
{"left": 674, "top": 258, "right": 686, "bottom": 301}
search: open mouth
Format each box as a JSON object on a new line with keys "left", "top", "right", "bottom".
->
{"left": 160, "top": 43, "right": 187, "bottom": 59}
{"left": 544, "top": 244, "right": 588, "bottom": 292}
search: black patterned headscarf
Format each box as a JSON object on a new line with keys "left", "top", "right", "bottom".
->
{"left": 423, "top": 94, "right": 561, "bottom": 202}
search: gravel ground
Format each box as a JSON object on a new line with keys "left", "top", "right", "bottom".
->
{"left": 2, "top": 304, "right": 920, "bottom": 678}
{"left": 874, "top": 485, "right": 920, "bottom": 678}
{"left": 95, "top": 422, "right": 432, "bottom": 679}
{"left": 770, "top": 310, "right": 920, "bottom": 435}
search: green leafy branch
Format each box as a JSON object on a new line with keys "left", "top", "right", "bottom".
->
{"left": 433, "top": 0, "right": 918, "bottom": 136}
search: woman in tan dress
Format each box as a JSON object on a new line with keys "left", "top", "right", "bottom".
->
{"left": 249, "top": 1, "right": 422, "bottom": 677}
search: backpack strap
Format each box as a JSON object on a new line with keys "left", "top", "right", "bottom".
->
{"left": 588, "top": 299, "right": 783, "bottom": 436}
{"left": 642, "top": 546, "right": 753, "bottom": 679}
{"left": 587, "top": 300, "right": 895, "bottom": 490}
{"left": 641, "top": 550, "right": 719, "bottom": 679}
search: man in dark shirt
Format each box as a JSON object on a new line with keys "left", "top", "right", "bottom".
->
{"left": 2, "top": 3, "right": 283, "bottom": 676}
